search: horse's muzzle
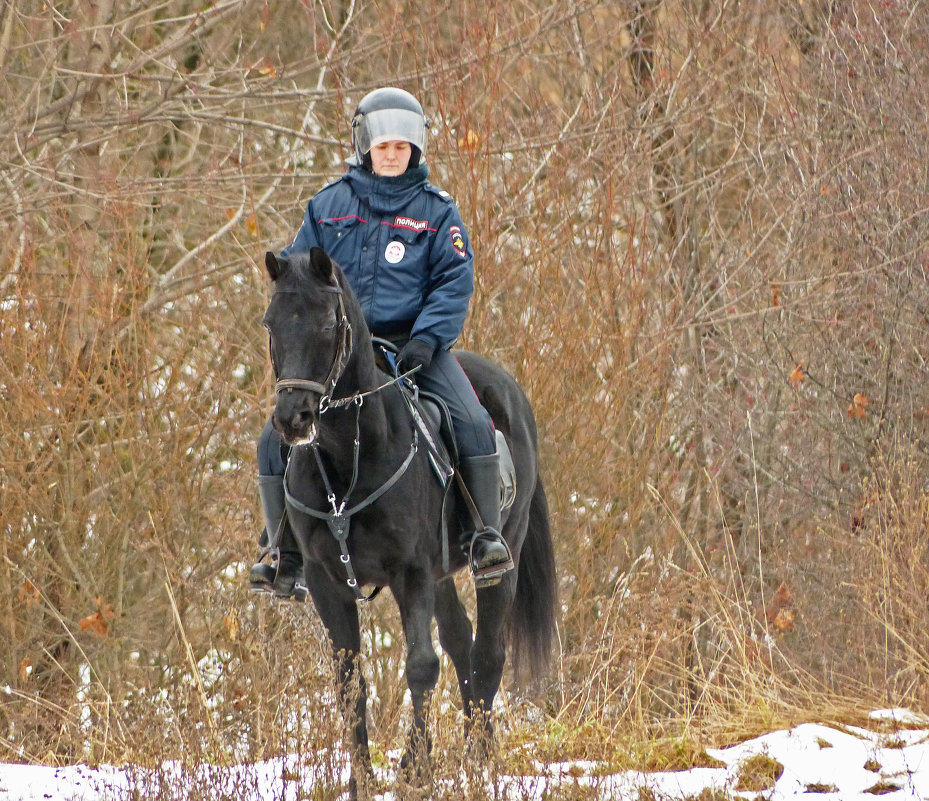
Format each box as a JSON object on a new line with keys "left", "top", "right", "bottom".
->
{"left": 272, "top": 395, "right": 321, "bottom": 445}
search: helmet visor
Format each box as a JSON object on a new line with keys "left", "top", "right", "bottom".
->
{"left": 354, "top": 108, "right": 427, "bottom": 157}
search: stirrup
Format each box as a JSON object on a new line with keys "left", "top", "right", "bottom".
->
{"left": 468, "top": 531, "right": 514, "bottom": 590}
{"left": 249, "top": 549, "right": 307, "bottom": 602}
{"left": 275, "top": 581, "right": 308, "bottom": 603}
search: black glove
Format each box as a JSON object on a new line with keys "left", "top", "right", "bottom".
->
{"left": 397, "top": 338, "right": 434, "bottom": 375}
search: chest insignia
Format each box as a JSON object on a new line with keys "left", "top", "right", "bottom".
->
{"left": 385, "top": 241, "right": 406, "bottom": 264}
{"left": 393, "top": 216, "right": 429, "bottom": 232}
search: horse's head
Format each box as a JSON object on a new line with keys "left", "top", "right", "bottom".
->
{"left": 263, "top": 248, "right": 352, "bottom": 445}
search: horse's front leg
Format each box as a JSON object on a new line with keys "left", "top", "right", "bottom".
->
{"left": 304, "top": 562, "right": 372, "bottom": 800}
{"left": 392, "top": 563, "right": 440, "bottom": 783}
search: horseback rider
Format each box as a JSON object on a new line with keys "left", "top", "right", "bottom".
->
{"left": 250, "top": 87, "right": 514, "bottom": 599}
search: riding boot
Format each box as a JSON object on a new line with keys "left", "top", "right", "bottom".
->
{"left": 249, "top": 475, "right": 307, "bottom": 602}
{"left": 458, "top": 453, "right": 515, "bottom": 588}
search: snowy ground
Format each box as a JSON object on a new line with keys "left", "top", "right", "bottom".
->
{"left": 3, "top": 709, "right": 928, "bottom": 800}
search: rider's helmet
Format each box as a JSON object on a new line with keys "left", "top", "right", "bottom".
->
{"left": 351, "top": 87, "right": 429, "bottom": 171}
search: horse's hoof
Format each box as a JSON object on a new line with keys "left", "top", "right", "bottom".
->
{"left": 348, "top": 764, "right": 376, "bottom": 801}
{"left": 464, "top": 712, "right": 496, "bottom": 760}
{"left": 466, "top": 735, "right": 495, "bottom": 761}
{"left": 399, "top": 758, "right": 434, "bottom": 792}
{"left": 399, "top": 732, "right": 434, "bottom": 790}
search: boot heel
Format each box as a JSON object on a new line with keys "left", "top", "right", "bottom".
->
{"left": 249, "top": 551, "right": 277, "bottom": 592}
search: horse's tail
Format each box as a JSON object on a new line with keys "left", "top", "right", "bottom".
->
{"left": 508, "top": 475, "right": 558, "bottom": 681}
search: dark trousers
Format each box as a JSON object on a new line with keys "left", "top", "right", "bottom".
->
{"left": 258, "top": 348, "right": 495, "bottom": 477}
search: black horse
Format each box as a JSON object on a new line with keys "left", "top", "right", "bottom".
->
{"left": 262, "top": 247, "right": 557, "bottom": 796}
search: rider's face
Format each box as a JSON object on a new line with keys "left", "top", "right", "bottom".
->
{"left": 370, "top": 141, "right": 412, "bottom": 176}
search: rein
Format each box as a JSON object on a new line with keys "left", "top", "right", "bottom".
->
{"left": 320, "top": 368, "right": 420, "bottom": 411}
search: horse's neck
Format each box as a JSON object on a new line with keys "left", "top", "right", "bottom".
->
{"left": 341, "top": 345, "right": 381, "bottom": 398}
{"left": 323, "top": 354, "right": 389, "bottom": 440}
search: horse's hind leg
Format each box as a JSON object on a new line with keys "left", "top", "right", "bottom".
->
{"left": 434, "top": 576, "right": 474, "bottom": 712}
{"left": 470, "top": 574, "right": 517, "bottom": 745}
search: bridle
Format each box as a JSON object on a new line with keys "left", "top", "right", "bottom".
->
{"left": 272, "top": 284, "right": 352, "bottom": 410}
{"left": 270, "top": 284, "right": 414, "bottom": 412}
{"left": 268, "top": 277, "right": 425, "bottom": 602}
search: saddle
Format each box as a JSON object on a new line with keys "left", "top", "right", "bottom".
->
{"left": 372, "top": 339, "right": 516, "bottom": 511}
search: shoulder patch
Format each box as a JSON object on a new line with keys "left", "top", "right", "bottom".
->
{"left": 449, "top": 225, "right": 467, "bottom": 257}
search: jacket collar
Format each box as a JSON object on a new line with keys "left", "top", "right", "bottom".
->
{"left": 343, "top": 162, "right": 429, "bottom": 213}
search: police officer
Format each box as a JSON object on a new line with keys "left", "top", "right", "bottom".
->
{"left": 250, "top": 87, "right": 513, "bottom": 598}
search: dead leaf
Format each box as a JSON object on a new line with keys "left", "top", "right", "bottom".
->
{"left": 848, "top": 393, "right": 868, "bottom": 418}
{"left": 771, "top": 281, "right": 782, "bottom": 307}
{"left": 765, "top": 581, "right": 796, "bottom": 632}
{"left": 770, "top": 581, "right": 794, "bottom": 611}
{"left": 81, "top": 598, "right": 115, "bottom": 637}
{"left": 254, "top": 58, "right": 277, "bottom": 77}
{"left": 223, "top": 610, "right": 240, "bottom": 642}
{"left": 18, "top": 581, "right": 40, "bottom": 606}
{"left": 772, "top": 608, "right": 796, "bottom": 632}
{"left": 80, "top": 611, "right": 109, "bottom": 637}
{"left": 93, "top": 597, "right": 116, "bottom": 621}
{"left": 458, "top": 129, "right": 480, "bottom": 151}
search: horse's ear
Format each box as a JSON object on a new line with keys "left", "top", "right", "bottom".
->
{"left": 310, "top": 246, "right": 337, "bottom": 287}
{"left": 265, "top": 251, "right": 281, "bottom": 281}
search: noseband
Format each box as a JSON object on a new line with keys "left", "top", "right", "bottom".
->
{"left": 273, "top": 285, "right": 353, "bottom": 409}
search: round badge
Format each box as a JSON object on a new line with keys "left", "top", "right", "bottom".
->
{"left": 385, "top": 241, "right": 405, "bottom": 264}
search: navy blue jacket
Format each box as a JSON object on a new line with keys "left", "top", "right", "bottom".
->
{"left": 281, "top": 162, "right": 474, "bottom": 351}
